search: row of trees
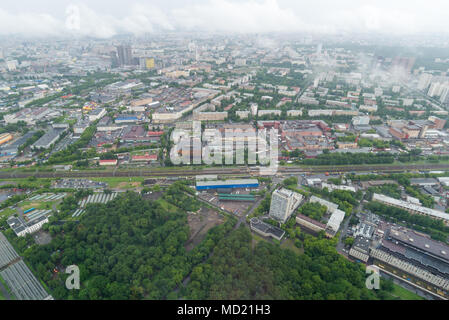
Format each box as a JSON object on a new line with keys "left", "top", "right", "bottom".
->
{"left": 366, "top": 201, "right": 449, "bottom": 243}
{"left": 302, "top": 152, "right": 395, "bottom": 166}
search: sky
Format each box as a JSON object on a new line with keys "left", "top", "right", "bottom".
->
{"left": 0, "top": 0, "right": 449, "bottom": 38}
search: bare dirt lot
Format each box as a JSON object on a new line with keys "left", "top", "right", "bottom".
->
{"left": 143, "top": 191, "right": 163, "bottom": 201}
{"left": 185, "top": 207, "right": 224, "bottom": 251}
{"left": 197, "top": 191, "right": 257, "bottom": 217}
{"left": 34, "top": 230, "right": 52, "bottom": 245}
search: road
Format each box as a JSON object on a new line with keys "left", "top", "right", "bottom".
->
{"left": 336, "top": 193, "right": 365, "bottom": 256}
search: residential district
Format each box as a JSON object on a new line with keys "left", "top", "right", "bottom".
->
{"left": 0, "top": 33, "right": 449, "bottom": 301}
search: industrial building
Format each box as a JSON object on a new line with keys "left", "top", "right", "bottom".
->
{"left": 88, "top": 108, "right": 107, "bottom": 122}
{"left": 372, "top": 193, "right": 449, "bottom": 224}
{"left": 114, "top": 115, "right": 141, "bottom": 124}
{"left": 249, "top": 218, "right": 285, "bottom": 241}
{"left": 0, "top": 131, "right": 35, "bottom": 157}
{"left": 3, "top": 107, "right": 57, "bottom": 125}
{"left": 218, "top": 194, "right": 255, "bottom": 202}
{"left": 349, "top": 236, "right": 371, "bottom": 263}
{"left": 0, "top": 232, "right": 19, "bottom": 269}
{"left": 269, "top": 188, "right": 303, "bottom": 223}
{"left": 32, "top": 127, "right": 67, "bottom": 150}
{"left": 7, "top": 214, "right": 49, "bottom": 237}
{"left": 0, "top": 232, "right": 52, "bottom": 300}
{"left": 370, "top": 227, "right": 449, "bottom": 299}
{"left": 195, "top": 179, "right": 259, "bottom": 191}
{"left": 0, "top": 133, "right": 12, "bottom": 145}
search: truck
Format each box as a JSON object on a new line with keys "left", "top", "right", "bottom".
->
{"left": 24, "top": 208, "right": 36, "bottom": 214}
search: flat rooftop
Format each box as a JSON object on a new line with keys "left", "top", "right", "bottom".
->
{"left": 389, "top": 227, "right": 449, "bottom": 263}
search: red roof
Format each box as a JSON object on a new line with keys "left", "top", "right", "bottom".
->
{"left": 132, "top": 154, "right": 158, "bottom": 161}
{"left": 147, "top": 131, "right": 164, "bottom": 137}
{"left": 99, "top": 159, "right": 117, "bottom": 164}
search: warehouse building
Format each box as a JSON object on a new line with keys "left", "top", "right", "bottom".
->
{"left": 7, "top": 214, "right": 49, "bottom": 237}
{"left": 372, "top": 193, "right": 449, "bottom": 224}
{"left": 195, "top": 179, "right": 259, "bottom": 191}
{"left": 88, "top": 108, "right": 106, "bottom": 122}
{"left": 369, "top": 226, "right": 449, "bottom": 299}
{"left": 0, "top": 232, "right": 19, "bottom": 269}
{"left": 0, "top": 133, "right": 12, "bottom": 145}
{"left": 0, "top": 131, "right": 35, "bottom": 156}
{"left": 0, "top": 232, "right": 52, "bottom": 300}
{"left": 348, "top": 236, "right": 370, "bottom": 263}
{"left": 32, "top": 127, "right": 67, "bottom": 150}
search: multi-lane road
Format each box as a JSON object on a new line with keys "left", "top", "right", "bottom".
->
{"left": 1, "top": 163, "right": 449, "bottom": 179}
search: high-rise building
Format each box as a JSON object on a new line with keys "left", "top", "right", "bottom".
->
{"left": 116, "top": 45, "right": 132, "bottom": 66}
{"left": 428, "top": 82, "right": 441, "bottom": 97}
{"left": 417, "top": 73, "right": 432, "bottom": 90}
{"left": 110, "top": 51, "right": 119, "bottom": 68}
{"left": 269, "top": 188, "right": 303, "bottom": 223}
{"left": 439, "top": 84, "right": 449, "bottom": 104}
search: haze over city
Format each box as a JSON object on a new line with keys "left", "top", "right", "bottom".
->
{"left": 1, "top": 0, "right": 449, "bottom": 37}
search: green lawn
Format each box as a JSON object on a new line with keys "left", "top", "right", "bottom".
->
{"left": 0, "top": 207, "right": 15, "bottom": 219}
{"left": 89, "top": 177, "right": 144, "bottom": 189}
{"left": 19, "top": 200, "right": 58, "bottom": 212}
{"left": 390, "top": 283, "right": 424, "bottom": 300}
{"left": 280, "top": 238, "right": 304, "bottom": 255}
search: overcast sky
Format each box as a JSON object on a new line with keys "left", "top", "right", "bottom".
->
{"left": 1, "top": 0, "right": 448, "bottom": 38}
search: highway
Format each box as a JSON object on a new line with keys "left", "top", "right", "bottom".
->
{"left": 0, "top": 163, "right": 449, "bottom": 179}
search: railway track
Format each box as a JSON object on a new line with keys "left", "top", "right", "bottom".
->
{"left": 0, "top": 163, "right": 448, "bottom": 179}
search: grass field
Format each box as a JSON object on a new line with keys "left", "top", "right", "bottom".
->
{"left": 390, "top": 283, "right": 424, "bottom": 300}
{"left": 280, "top": 238, "right": 304, "bottom": 255}
{"left": 89, "top": 177, "right": 144, "bottom": 189}
{"left": 0, "top": 207, "right": 15, "bottom": 219}
{"left": 19, "top": 200, "right": 58, "bottom": 212}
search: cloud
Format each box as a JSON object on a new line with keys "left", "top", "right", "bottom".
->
{"left": 0, "top": 8, "right": 62, "bottom": 36}
{"left": 323, "top": 5, "right": 418, "bottom": 35}
{"left": 171, "top": 0, "right": 304, "bottom": 33}
{"left": 0, "top": 0, "right": 447, "bottom": 38}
